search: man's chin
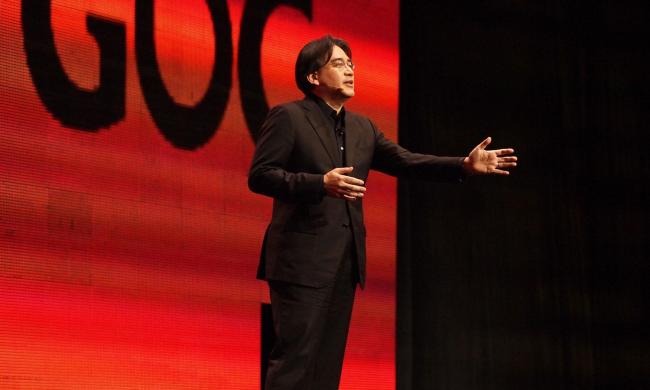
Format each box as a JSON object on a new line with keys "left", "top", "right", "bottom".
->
{"left": 330, "top": 87, "right": 354, "bottom": 101}
{"left": 340, "top": 88, "right": 355, "bottom": 98}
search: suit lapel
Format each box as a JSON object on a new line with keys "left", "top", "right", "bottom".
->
{"left": 301, "top": 98, "right": 341, "bottom": 167}
{"left": 344, "top": 114, "right": 360, "bottom": 168}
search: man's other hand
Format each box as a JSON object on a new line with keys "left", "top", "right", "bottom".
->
{"left": 463, "top": 137, "right": 518, "bottom": 176}
{"left": 324, "top": 167, "right": 366, "bottom": 201}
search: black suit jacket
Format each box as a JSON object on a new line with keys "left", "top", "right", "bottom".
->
{"left": 248, "top": 97, "right": 465, "bottom": 288}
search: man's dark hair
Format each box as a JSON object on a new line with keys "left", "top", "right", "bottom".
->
{"left": 295, "top": 35, "right": 352, "bottom": 95}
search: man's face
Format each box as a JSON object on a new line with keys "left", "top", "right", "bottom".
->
{"left": 312, "top": 45, "right": 355, "bottom": 100}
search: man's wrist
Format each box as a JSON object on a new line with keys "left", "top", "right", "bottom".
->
{"left": 462, "top": 157, "right": 473, "bottom": 176}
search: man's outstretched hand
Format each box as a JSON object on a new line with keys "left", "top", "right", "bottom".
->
{"left": 324, "top": 167, "right": 366, "bottom": 201}
{"left": 463, "top": 137, "right": 517, "bottom": 176}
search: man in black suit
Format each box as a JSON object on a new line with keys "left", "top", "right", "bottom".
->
{"left": 248, "top": 35, "right": 517, "bottom": 389}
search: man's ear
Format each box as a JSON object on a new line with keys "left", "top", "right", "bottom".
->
{"left": 306, "top": 72, "right": 319, "bottom": 86}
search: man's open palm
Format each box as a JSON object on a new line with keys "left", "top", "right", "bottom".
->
{"left": 463, "top": 137, "right": 518, "bottom": 175}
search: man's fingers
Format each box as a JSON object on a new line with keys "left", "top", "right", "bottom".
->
{"left": 340, "top": 189, "right": 363, "bottom": 200}
{"left": 492, "top": 148, "right": 515, "bottom": 156}
{"left": 498, "top": 156, "right": 517, "bottom": 162}
{"left": 491, "top": 168, "right": 510, "bottom": 175}
{"left": 341, "top": 176, "right": 365, "bottom": 186}
{"left": 342, "top": 183, "right": 366, "bottom": 192}
{"left": 337, "top": 170, "right": 365, "bottom": 186}
{"left": 330, "top": 166, "right": 365, "bottom": 185}
{"left": 338, "top": 187, "right": 364, "bottom": 197}
{"left": 497, "top": 162, "right": 517, "bottom": 168}
{"left": 334, "top": 166, "right": 354, "bottom": 174}
{"left": 324, "top": 166, "right": 367, "bottom": 200}
{"left": 477, "top": 137, "right": 492, "bottom": 150}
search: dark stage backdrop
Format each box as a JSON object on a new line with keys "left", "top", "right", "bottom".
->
{"left": 1, "top": 0, "right": 399, "bottom": 388}
{"left": 397, "top": 1, "right": 649, "bottom": 389}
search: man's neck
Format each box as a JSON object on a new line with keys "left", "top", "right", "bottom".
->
{"left": 311, "top": 91, "right": 346, "bottom": 114}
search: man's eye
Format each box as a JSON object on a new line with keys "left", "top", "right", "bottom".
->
{"left": 328, "top": 60, "right": 354, "bottom": 70}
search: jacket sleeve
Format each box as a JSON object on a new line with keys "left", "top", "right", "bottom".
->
{"left": 369, "top": 119, "right": 466, "bottom": 182}
{"left": 248, "top": 105, "right": 325, "bottom": 202}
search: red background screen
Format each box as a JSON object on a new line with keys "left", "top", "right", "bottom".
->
{"left": 1, "top": 0, "right": 398, "bottom": 388}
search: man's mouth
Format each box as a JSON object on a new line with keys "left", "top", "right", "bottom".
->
{"left": 344, "top": 81, "right": 354, "bottom": 87}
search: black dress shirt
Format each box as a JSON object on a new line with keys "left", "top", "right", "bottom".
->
{"left": 309, "top": 94, "right": 347, "bottom": 165}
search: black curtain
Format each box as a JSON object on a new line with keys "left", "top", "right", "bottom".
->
{"left": 397, "top": 1, "right": 649, "bottom": 389}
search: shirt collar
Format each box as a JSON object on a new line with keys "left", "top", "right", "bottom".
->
{"left": 308, "top": 93, "right": 346, "bottom": 122}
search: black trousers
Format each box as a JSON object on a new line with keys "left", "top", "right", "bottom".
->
{"left": 264, "top": 228, "right": 358, "bottom": 390}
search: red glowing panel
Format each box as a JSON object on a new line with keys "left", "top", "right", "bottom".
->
{"left": 0, "top": 0, "right": 398, "bottom": 388}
